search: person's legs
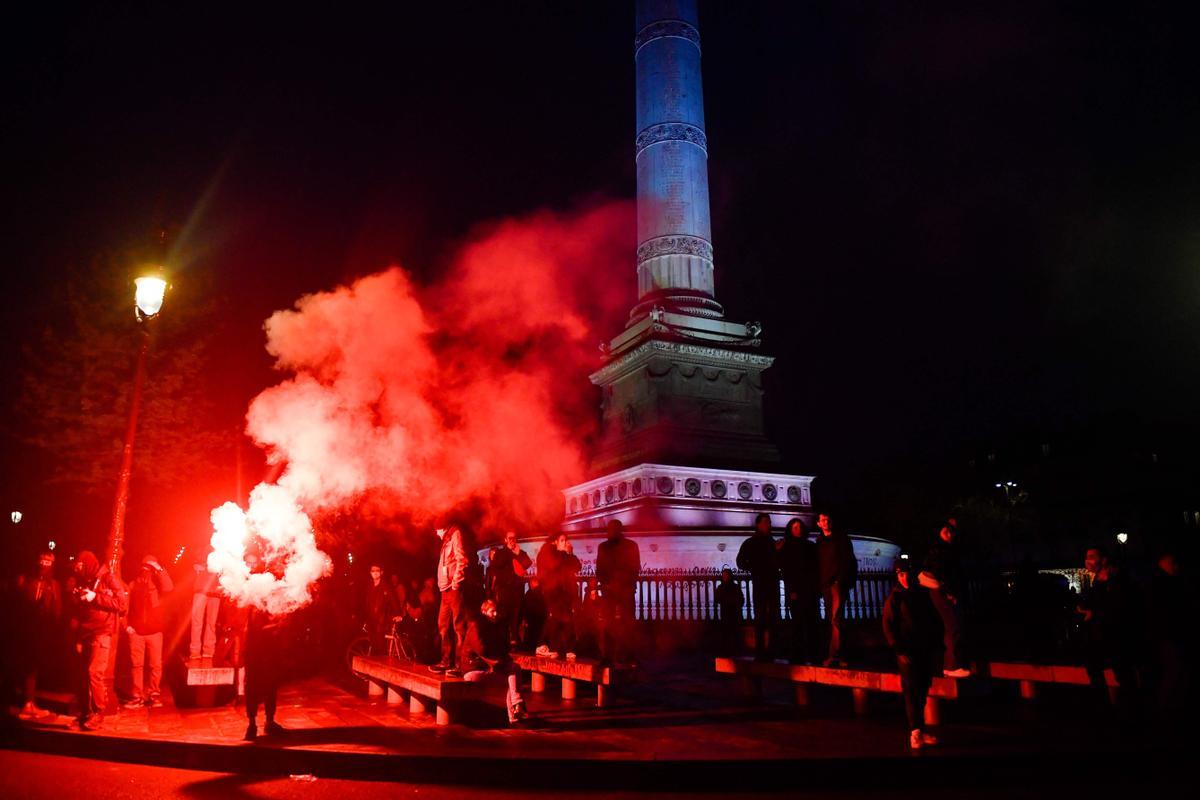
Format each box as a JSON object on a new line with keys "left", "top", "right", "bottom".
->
{"left": 87, "top": 635, "right": 111, "bottom": 720}
{"left": 437, "top": 589, "right": 457, "bottom": 666}
{"left": 202, "top": 596, "right": 220, "bottom": 658}
{"left": 190, "top": 594, "right": 205, "bottom": 658}
{"left": 146, "top": 632, "right": 164, "bottom": 699}
{"left": 928, "top": 590, "right": 961, "bottom": 671}
{"left": 897, "top": 655, "right": 922, "bottom": 732}
{"left": 752, "top": 588, "right": 773, "bottom": 659}
{"left": 128, "top": 631, "right": 146, "bottom": 701}
{"left": 825, "top": 584, "right": 845, "bottom": 662}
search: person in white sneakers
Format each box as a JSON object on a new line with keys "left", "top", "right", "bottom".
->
{"left": 883, "top": 559, "right": 944, "bottom": 750}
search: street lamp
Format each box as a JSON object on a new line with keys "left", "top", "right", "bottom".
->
{"left": 105, "top": 271, "right": 170, "bottom": 581}
{"left": 1115, "top": 531, "right": 1129, "bottom": 545}
{"left": 10, "top": 511, "right": 20, "bottom": 524}
{"left": 995, "top": 480, "right": 1018, "bottom": 504}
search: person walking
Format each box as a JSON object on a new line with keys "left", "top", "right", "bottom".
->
{"left": 815, "top": 512, "right": 857, "bottom": 667}
{"left": 883, "top": 559, "right": 945, "bottom": 750}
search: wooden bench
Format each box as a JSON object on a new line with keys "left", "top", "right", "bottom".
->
{"left": 510, "top": 653, "right": 628, "bottom": 707}
{"left": 715, "top": 657, "right": 965, "bottom": 725}
{"left": 352, "top": 655, "right": 485, "bottom": 725}
{"left": 983, "top": 661, "right": 1118, "bottom": 702}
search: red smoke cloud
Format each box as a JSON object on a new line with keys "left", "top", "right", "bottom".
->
{"left": 245, "top": 201, "right": 633, "bottom": 542}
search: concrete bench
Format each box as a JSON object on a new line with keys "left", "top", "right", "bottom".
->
{"left": 352, "top": 655, "right": 485, "bottom": 725}
{"left": 510, "top": 653, "right": 629, "bottom": 707}
{"left": 983, "top": 661, "right": 1118, "bottom": 702}
{"left": 715, "top": 657, "right": 964, "bottom": 725}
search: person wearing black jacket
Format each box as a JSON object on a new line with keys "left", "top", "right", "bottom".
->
{"left": 596, "top": 519, "right": 641, "bottom": 665}
{"left": 779, "top": 518, "right": 819, "bottom": 664}
{"left": 737, "top": 513, "right": 779, "bottom": 661}
{"left": 535, "top": 533, "right": 581, "bottom": 659}
{"left": 69, "top": 550, "right": 128, "bottom": 730}
{"left": 462, "top": 599, "right": 528, "bottom": 724}
{"left": 883, "top": 559, "right": 944, "bottom": 750}
{"left": 714, "top": 568, "right": 745, "bottom": 656}
{"left": 918, "top": 520, "right": 970, "bottom": 677}
{"left": 363, "top": 564, "right": 399, "bottom": 656}
{"left": 487, "top": 531, "right": 533, "bottom": 647}
{"left": 815, "top": 512, "right": 857, "bottom": 666}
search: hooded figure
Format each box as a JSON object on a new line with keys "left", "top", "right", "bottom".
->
{"left": 125, "top": 553, "right": 173, "bottom": 707}
{"left": 70, "top": 550, "right": 128, "bottom": 729}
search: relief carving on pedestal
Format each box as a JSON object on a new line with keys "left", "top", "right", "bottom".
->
{"left": 636, "top": 235, "right": 714, "bottom": 265}
{"left": 635, "top": 122, "right": 708, "bottom": 157}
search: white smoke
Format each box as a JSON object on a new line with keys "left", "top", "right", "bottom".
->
{"left": 208, "top": 482, "right": 332, "bottom": 615}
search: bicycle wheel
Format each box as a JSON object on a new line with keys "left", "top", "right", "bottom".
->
{"left": 345, "top": 635, "right": 372, "bottom": 679}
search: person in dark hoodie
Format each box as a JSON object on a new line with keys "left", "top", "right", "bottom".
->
{"left": 737, "top": 513, "right": 779, "bottom": 661}
{"left": 596, "top": 519, "right": 641, "bottom": 665}
{"left": 535, "top": 532, "right": 581, "bottom": 659}
{"left": 778, "top": 518, "right": 819, "bottom": 664}
{"left": 883, "top": 558, "right": 944, "bottom": 750}
{"left": 124, "top": 554, "right": 173, "bottom": 708}
{"left": 918, "top": 518, "right": 971, "bottom": 677}
{"left": 461, "top": 598, "right": 528, "bottom": 725}
{"left": 815, "top": 512, "right": 857, "bottom": 667}
{"left": 69, "top": 550, "right": 127, "bottom": 730}
{"left": 362, "top": 564, "right": 400, "bottom": 656}
{"left": 15, "top": 550, "right": 62, "bottom": 719}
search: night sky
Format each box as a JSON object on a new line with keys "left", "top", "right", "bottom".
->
{"left": 2, "top": 2, "right": 1198, "bottom": 556}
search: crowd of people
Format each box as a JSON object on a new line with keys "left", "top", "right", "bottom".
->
{"left": 3, "top": 510, "right": 1192, "bottom": 747}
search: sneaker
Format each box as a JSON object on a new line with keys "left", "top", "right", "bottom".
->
{"left": 244, "top": 722, "right": 257, "bottom": 741}
{"left": 535, "top": 645, "right": 559, "bottom": 659}
{"left": 508, "top": 700, "right": 528, "bottom": 724}
{"left": 445, "top": 667, "right": 463, "bottom": 678}
{"left": 82, "top": 714, "right": 104, "bottom": 731}
{"left": 564, "top": 652, "right": 577, "bottom": 662}
{"left": 122, "top": 698, "right": 146, "bottom": 710}
{"left": 920, "top": 731, "right": 939, "bottom": 746}
{"left": 943, "top": 668, "right": 972, "bottom": 679}
{"left": 148, "top": 696, "right": 165, "bottom": 708}
{"left": 264, "top": 720, "right": 286, "bottom": 736}
{"left": 909, "top": 729, "right": 924, "bottom": 750}
{"left": 18, "top": 702, "right": 40, "bottom": 720}
{"left": 428, "top": 662, "right": 450, "bottom": 673}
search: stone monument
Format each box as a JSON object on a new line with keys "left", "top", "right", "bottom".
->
{"left": 554, "top": 0, "right": 897, "bottom": 575}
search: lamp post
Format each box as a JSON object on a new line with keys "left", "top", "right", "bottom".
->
{"left": 1116, "top": 531, "right": 1129, "bottom": 561}
{"left": 104, "top": 275, "right": 168, "bottom": 581}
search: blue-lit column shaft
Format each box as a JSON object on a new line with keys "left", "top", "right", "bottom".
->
{"left": 635, "top": 0, "right": 720, "bottom": 316}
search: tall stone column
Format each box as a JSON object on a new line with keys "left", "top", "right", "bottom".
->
{"left": 633, "top": 0, "right": 723, "bottom": 320}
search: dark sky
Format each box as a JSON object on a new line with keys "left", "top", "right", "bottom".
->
{"left": 2, "top": 2, "right": 1198, "bottom": 549}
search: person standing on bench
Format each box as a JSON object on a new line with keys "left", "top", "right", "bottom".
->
{"left": 596, "top": 519, "right": 641, "bottom": 666}
{"left": 487, "top": 531, "right": 532, "bottom": 648}
{"left": 816, "top": 512, "right": 857, "bottom": 667}
{"left": 918, "top": 517, "right": 971, "bottom": 678}
{"left": 737, "top": 513, "right": 779, "bottom": 662}
{"left": 883, "top": 559, "right": 944, "bottom": 750}
{"left": 430, "top": 524, "right": 470, "bottom": 677}
{"left": 779, "top": 518, "right": 819, "bottom": 665}
{"left": 536, "top": 532, "right": 581, "bottom": 660}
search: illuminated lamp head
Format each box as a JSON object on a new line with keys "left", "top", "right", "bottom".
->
{"left": 134, "top": 275, "right": 168, "bottom": 321}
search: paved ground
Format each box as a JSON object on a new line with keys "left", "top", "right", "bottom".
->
{"left": 2, "top": 657, "right": 1183, "bottom": 791}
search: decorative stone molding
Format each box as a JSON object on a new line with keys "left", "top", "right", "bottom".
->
{"left": 634, "top": 19, "right": 701, "bottom": 54}
{"left": 637, "top": 235, "right": 714, "bottom": 265}
{"left": 635, "top": 122, "right": 707, "bottom": 157}
{"left": 591, "top": 340, "right": 775, "bottom": 386}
